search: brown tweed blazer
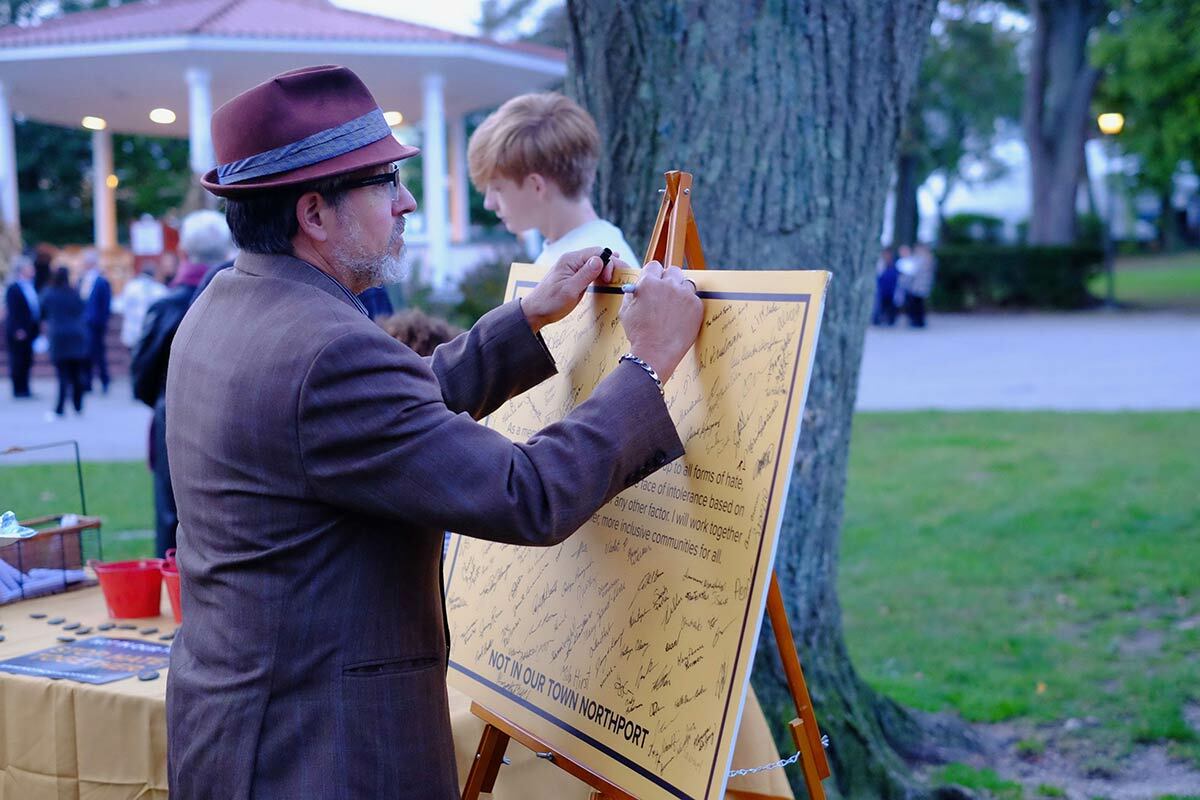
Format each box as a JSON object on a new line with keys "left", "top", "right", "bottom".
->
{"left": 164, "top": 253, "right": 683, "bottom": 799}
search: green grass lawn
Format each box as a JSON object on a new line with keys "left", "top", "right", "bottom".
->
{"left": 842, "top": 412, "right": 1200, "bottom": 767}
{"left": 1, "top": 460, "right": 154, "bottom": 561}
{"left": 1092, "top": 252, "right": 1200, "bottom": 309}
{"left": 3, "top": 412, "right": 1197, "bottom": 770}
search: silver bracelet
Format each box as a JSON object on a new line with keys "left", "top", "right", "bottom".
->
{"left": 619, "top": 353, "right": 664, "bottom": 395}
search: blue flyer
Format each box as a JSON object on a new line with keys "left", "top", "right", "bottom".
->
{"left": 0, "top": 636, "right": 170, "bottom": 684}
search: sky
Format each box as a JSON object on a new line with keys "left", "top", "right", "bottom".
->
{"left": 330, "top": 0, "right": 483, "bottom": 35}
{"left": 330, "top": 0, "right": 561, "bottom": 38}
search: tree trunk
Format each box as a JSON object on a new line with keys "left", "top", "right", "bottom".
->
{"left": 893, "top": 151, "right": 921, "bottom": 247}
{"left": 1158, "top": 188, "right": 1181, "bottom": 252}
{"left": 567, "top": 3, "right": 980, "bottom": 798}
{"left": 1023, "top": 0, "right": 1104, "bottom": 245}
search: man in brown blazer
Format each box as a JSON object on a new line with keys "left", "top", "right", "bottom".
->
{"left": 165, "top": 65, "right": 702, "bottom": 799}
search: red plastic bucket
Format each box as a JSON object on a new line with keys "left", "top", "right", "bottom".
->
{"left": 161, "top": 549, "right": 182, "bottom": 624}
{"left": 89, "top": 558, "right": 164, "bottom": 619}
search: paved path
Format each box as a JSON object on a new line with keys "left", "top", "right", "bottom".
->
{"left": 1, "top": 379, "right": 151, "bottom": 465}
{"left": 2, "top": 310, "right": 1196, "bottom": 464}
{"left": 856, "top": 309, "right": 1200, "bottom": 412}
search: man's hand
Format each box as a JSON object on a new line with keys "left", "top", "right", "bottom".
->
{"left": 521, "top": 247, "right": 628, "bottom": 333}
{"left": 619, "top": 262, "right": 703, "bottom": 384}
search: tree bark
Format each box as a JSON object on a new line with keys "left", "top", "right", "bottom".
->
{"left": 1023, "top": 0, "right": 1104, "bottom": 245}
{"left": 566, "top": 3, "right": 978, "bottom": 798}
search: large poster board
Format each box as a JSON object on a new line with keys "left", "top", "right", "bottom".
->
{"left": 446, "top": 265, "right": 829, "bottom": 799}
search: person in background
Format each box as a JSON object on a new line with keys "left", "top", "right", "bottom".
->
{"left": 157, "top": 250, "right": 180, "bottom": 284}
{"left": 119, "top": 260, "right": 168, "bottom": 349}
{"left": 131, "top": 209, "right": 235, "bottom": 557}
{"left": 78, "top": 249, "right": 112, "bottom": 393}
{"left": 903, "top": 243, "right": 936, "bottom": 328}
{"left": 38, "top": 266, "right": 89, "bottom": 419}
{"left": 357, "top": 284, "right": 394, "bottom": 320}
{"left": 468, "top": 92, "right": 637, "bottom": 267}
{"left": 5, "top": 256, "right": 40, "bottom": 399}
{"left": 32, "top": 244, "right": 56, "bottom": 293}
{"left": 872, "top": 246, "right": 899, "bottom": 326}
{"left": 378, "top": 308, "right": 463, "bottom": 357}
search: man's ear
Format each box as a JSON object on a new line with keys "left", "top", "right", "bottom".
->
{"left": 295, "top": 191, "right": 331, "bottom": 243}
{"left": 526, "top": 173, "right": 547, "bottom": 196}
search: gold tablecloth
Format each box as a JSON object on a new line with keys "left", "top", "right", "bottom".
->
{"left": 0, "top": 587, "right": 792, "bottom": 800}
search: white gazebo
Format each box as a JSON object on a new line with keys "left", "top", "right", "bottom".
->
{"left": 0, "top": 0, "right": 565, "bottom": 291}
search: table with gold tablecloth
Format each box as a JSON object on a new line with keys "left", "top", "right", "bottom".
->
{"left": 0, "top": 587, "right": 793, "bottom": 800}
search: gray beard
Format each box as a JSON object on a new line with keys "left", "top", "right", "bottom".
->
{"left": 338, "top": 217, "right": 406, "bottom": 287}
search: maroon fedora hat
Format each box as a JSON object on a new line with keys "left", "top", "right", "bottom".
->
{"left": 201, "top": 65, "right": 418, "bottom": 198}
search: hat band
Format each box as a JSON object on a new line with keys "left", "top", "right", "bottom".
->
{"left": 216, "top": 108, "right": 392, "bottom": 185}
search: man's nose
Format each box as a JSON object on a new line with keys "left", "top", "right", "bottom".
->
{"left": 394, "top": 183, "right": 418, "bottom": 215}
{"left": 483, "top": 190, "right": 496, "bottom": 212}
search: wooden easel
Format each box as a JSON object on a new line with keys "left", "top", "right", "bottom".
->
{"left": 462, "top": 171, "right": 830, "bottom": 800}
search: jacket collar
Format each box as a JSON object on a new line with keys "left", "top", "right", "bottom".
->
{"left": 234, "top": 252, "right": 368, "bottom": 317}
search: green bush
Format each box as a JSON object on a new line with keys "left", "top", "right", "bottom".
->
{"left": 1076, "top": 212, "right": 1106, "bottom": 248}
{"left": 940, "top": 212, "right": 1007, "bottom": 245}
{"left": 931, "top": 245, "right": 1104, "bottom": 310}
{"left": 452, "top": 257, "right": 511, "bottom": 327}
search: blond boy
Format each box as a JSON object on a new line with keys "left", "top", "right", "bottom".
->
{"left": 468, "top": 92, "right": 636, "bottom": 266}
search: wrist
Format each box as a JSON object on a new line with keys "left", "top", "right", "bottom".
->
{"left": 620, "top": 353, "right": 665, "bottom": 394}
{"left": 519, "top": 296, "right": 550, "bottom": 334}
{"left": 627, "top": 343, "right": 676, "bottom": 384}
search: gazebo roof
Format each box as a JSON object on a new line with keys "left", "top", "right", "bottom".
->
{"left": 0, "top": 0, "right": 565, "bottom": 136}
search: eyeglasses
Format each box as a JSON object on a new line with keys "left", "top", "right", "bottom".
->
{"left": 335, "top": 165, "right": 401, "bottom": 198}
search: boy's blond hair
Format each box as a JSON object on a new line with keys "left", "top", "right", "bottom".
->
{"left": 468, "top": 92, "right": 600, "bottom": 199}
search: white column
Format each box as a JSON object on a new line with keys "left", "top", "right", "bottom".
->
{"left": 422, "top": 72, "right": 450, "bottom": 293}
{"left": 186, "top": 67, "right": 214, "bottom": 176}
{"left": 92, "top": 128, "right": 116, "bottom": 251}
{"left": 449, "top": 114, "right": 469, "bottom": 243}
{"left": 0, "top": 81, "right": 19, "bottom": 242}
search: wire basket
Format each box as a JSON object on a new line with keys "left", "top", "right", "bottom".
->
{"left": 1, "top": 440, "right": 103, "bottom": 602}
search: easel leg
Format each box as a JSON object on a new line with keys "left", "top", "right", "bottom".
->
{"left": 789, "top": 719, "right": 826, "bottom": 800}
{"left": 461, "top": 723, "right": 511, "bottom": 800}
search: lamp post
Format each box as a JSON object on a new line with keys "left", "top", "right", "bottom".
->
{"left": 1097, "top": 112, "right": 1125, "bottom": 308}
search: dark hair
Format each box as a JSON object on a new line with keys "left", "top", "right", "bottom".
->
{"left": 51, "top": 265, "right": 71, "bottom": 289}
{"left": 224, "top": 175, "right": 349, "bottom": 255}
{"left": 378, "top": 309, "right": 463, "bottom": 357}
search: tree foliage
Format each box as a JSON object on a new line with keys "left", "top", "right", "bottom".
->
{"left": 14, "top": 118, "right": 93, "bottom": 245}
{"left": 0, "top": 0, "right": 112, "bottom": 26}
{"left": 1092, "top": 0, "right": 1200, "bottom": 194}
{"left": 478, "top": 0, "right": 568, "bottom": 49}
{"left": 898, "top": 1, "right": 1022, "bottom": 236}
{"left": 2, "top": 0, "right": 193, "bottom": 246}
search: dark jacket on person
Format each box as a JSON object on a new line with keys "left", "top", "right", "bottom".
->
{"left": 163, "top": 252, "right": 682, "bottom": 799}
{"left": 38, "top": 286, "right": 89, "bottom": 362}
{"left": 132, "top": 259, "right": 236, "bottom": 407}
{"left": 131, "top": 261, "right": 233, "bottom": 558}
{"left": 5, "top": 282, "right": 39, "bottom": 340}
{"left": 877, "top": 262, "right": 900, "bottom": 306}
{"left": 83, "top": 272, "right": 112, "bottom": 330}
{"left": 131, "top": 286, "right": 197, "bottom": 408}
{"left": 357, "top": 284, "right": 394, "bottom": 320}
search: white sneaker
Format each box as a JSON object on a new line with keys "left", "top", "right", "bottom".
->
{"left": 43, "top": 411, "right": 63, "bottom": 423}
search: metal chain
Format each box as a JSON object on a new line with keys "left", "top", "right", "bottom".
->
{"left": 726, "top": 735, "right": 830, "bottom": 779}
{"left": 727, "top": 751, "right": 800, "bottom": 778}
